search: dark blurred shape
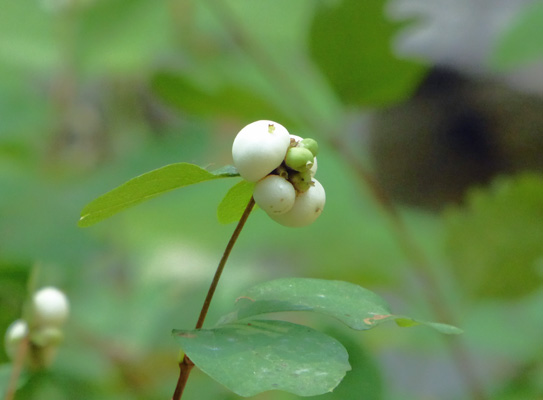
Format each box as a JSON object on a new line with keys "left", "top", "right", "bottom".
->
{"left": 368, "top": 67, "right": 543, "bottom": 209}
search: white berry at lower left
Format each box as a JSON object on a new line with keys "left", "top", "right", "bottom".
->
{"left": 269, "top": 179, "right": 326, "bottom": 227}
{"left": 254, "top": 175, "right": 296, "bottom": 215}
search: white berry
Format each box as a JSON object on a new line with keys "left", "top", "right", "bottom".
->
{"left": 32, "top": 287, "right": 69, "bottom": 327}
{"left": 254, "top": 175, "right": 296, "bottom": 215}
{"left": 232, "top": 120, "right": 291, "bottom": 182}
{"left": 269, "top": 179, "right": 326, "bottom": 227}
{"left": 4, "top": 319, "right": 28, "bottom": 360}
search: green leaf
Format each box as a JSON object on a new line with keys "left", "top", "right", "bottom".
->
{"left": 305, "top": 328, "right": 384, "bottom": 400}
{"left": 217, "top": 180, "right": 255, "bottom": 224}
{"left": 220, "top": 278, "right": 391, "bottom": 330}
{"left": 220, "top": 278, "right": 462, "bottom": 334}
{"left": 394, "top": 318, "right": 464, "bottom": 335}
{"left": 79, "top": 163, "right": 237, "bottom": 227}
{"left": 152, "top": 71, "right": 292, "bottom": 124}
{"left": 445, "top": 174, "right": 543, "bottom": 299}
{"left": 309, "top": 0, "right": 427, "bottom": 107}
{"left": 491, "top": 2, "right": 543, "bottom": 70}
{"left": 173, "top": 320, "right": 350, "bottom": 397}
{"left": 76, "top": 0, "right": 171, "bottom": 76}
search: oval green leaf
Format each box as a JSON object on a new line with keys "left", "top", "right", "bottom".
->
{"left": 220, "top": 278, "right": 462, "bottom": 334}
{"left": 220, "top": 278, "right": 392, "bottom": 330}
{"left": 173, "top": 320, "right": 351, "bottom": 397}
{"left": 79, "top": 163, "right": 238, "bottom": 227}
{"left": 217, "top": 180, "right": 255, "bottom": 224}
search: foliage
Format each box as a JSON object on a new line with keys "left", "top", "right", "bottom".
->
{"left": 445, "top": 174, "right": 543, "bottom": 299}
{"left": 1, "top": 0, "right": 542, "bottom": 399}
{"left": 491, "top": 2, "right": 543, "bottom": 70}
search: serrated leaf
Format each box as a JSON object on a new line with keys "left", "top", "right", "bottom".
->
{"left": 491, "top": 2, "right": 543, "bottom": 70}
{"left": 220, "top": 278, "right": 461, "bottom": 334}
{"left": 79, "top": 163, "right": 237, "bottom": 227}
{"left": 444, "top": 174, "right": 543, "bottom": 299}
{"left": 309, "top": 0, "right": 427, "bottom": 107}
{"left": 217, "top": 180, "right": 255, "bottom": 224}
{"left": 173, "top": 320, "right": 350, "bottom": 397}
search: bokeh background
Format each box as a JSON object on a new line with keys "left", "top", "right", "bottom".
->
{"left": 1, "top": 0, "right": 543, "bottom": 399}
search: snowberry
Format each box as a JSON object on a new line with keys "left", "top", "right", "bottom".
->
{"left": 32, "top": 287, "right": 69, "bottom": 327}
{"left": 269, "top": 179, "right": 326, "bottom": 227}
{"left": 4, "top": 319, "right": 28, "bottom": 360}
{"left": 254, "top": 175, "right": 296, "bottom": 215}
{"left": 232, "top": 120, "right": 291, "bottom": 182}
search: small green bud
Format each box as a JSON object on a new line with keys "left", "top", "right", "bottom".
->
{"left": 289, "top": 170, "right": 313, "bottom": 193}
{"left": 284, "top": 147, "right": 314, "bottom": 172}
{"left": 299, "top": 138, "right": 319, "bottom": 157}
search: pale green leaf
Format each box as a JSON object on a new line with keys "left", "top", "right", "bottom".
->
{"left": 220, "top": 278, "right": 392, "bottom": 330}
{"left": 79, "top": 163, "right": 237, "bottom": 227}
{"left": 217, "top": 180, "right": 255, "bottom": 224}
{"left": 173, "top": 320, "right": 350, "bottom": 397}
{"left": 220, "top": 278, "right": 462, "bottom": 334}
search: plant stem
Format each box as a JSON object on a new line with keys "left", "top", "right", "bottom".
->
{"left": 172, "top": 196, "right": 255, "bottom": 400}
{"left": 5, "top": 336, "right": 29, "bottom": 400}
{"left": 204, "top": 3, "right": 487, "bottom": 399}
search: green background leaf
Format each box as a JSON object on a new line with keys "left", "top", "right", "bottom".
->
{"left": 491, "top": 2, "right": 543, "bottom": 70}
{"left": 217, "top": 180, "right": 255, "bottom": 224}
{"left": 309, "top": 0, "right": 427, "bottom": 107}
{"left": 173, "top": 320, "right": 350, "bottom": 397}
{"left": 445, "top": 174, "right": 543, "bottom": 299}
{"left": 152, "top": 71, "right": 293, "bottom": 125}
{"left": 79, "top": 163, "right": 234, "bottom": 227}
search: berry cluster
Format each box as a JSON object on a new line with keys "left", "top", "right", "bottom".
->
{"left": 4, "top": 287, "right": 69, "bottom": 367}
{"left": 232, "top": 120, "right": 325, "bottom": 227}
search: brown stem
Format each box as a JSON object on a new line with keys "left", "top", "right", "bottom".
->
{"left": 5, "top": 336, "right": 29, "bottom": 400}
{"left": 172, "top": 196, "right": 255, "bottom": 400}
{"left": 203, "top": 3, "right": 487, "bottom": 399}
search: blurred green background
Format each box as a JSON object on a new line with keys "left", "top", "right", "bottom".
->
{"left": 1, "top": 0, "right": 543, "bottom": 399}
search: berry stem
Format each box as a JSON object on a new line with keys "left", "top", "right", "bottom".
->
{"left": 172, "top": 196, "right": 255, "bottom": 400}
{"left": 5, "top": 336, "right": 30, "bottom": 400}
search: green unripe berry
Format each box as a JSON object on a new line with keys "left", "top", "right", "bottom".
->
{"left": 299, "top": 138, "right": 319, "bottom": 157}
{"left": 285, "top": 147, "right": 314, "bottom": 172}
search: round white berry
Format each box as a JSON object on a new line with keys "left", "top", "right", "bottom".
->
{"left": 269, "top": 179, "right": 326, "bottom": 227}
{"left": 4, "top": 319, "right": 28, "bottom": 360}
{"left": 32, "top": 287, "right": 69, "bottom": 327}
{"left": 232, "top": 120, "right": 291, "bottom": 182}
{"left": 254, "top": 175, "right": 296, "bottom": 215}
